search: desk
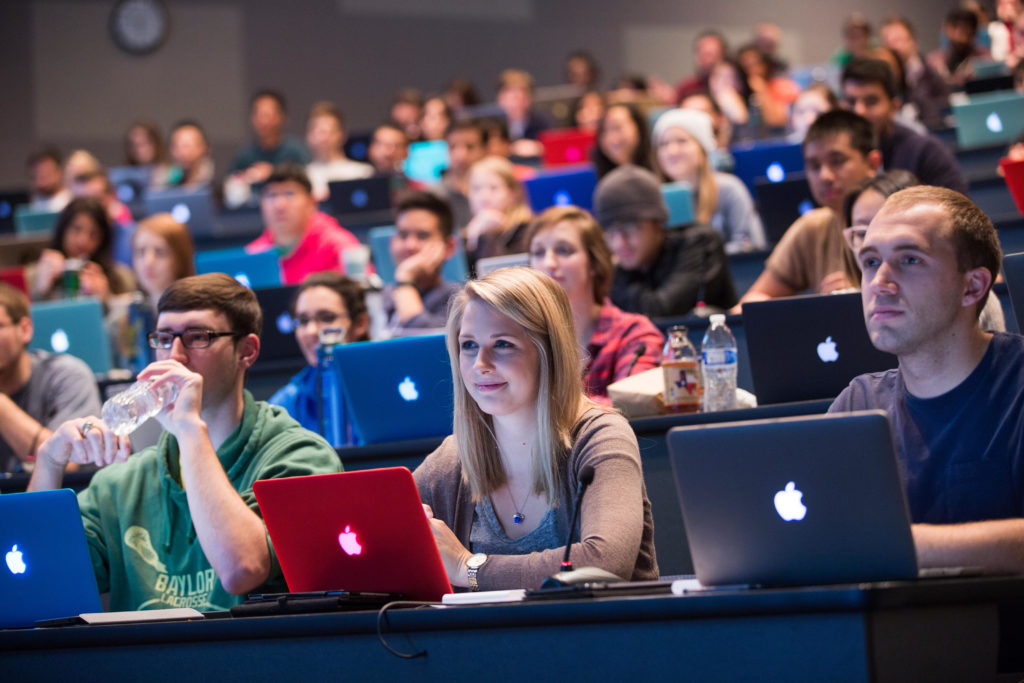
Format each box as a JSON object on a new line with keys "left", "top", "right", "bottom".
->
{"left": 3, "top": 577, "right": 1022, "bottom": 681}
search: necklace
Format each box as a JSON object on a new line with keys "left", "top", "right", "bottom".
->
{"left": 504, "top": 485, "right": 530, "bottom": 525}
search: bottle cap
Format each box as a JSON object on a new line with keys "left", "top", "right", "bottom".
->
{"left": 710, "top": 313, "right": 726, "bottom": 325}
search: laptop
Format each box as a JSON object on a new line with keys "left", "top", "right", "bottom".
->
{"left": 0, "top": 266, "right": 28, "bottom": 294}
{"left": 743, "top": 292, "right": 897, "bottom": 404}
{"left": 667, "top": 410, "right": 919, "bottom": 587}
{"left": 325, "top": 176, "right": 392, "bottom": 223}
{"left": 344, "top": 132, "right": 373, "bottom": 163}
{"left": 0, "top": 489, "right": 103, "bottom": 628}
{"left": 660, "top": 182, "right": 695, "bottom": 227}
{"left": 1002, "top": 252, "right": 1024, "bottom": 330}
{"left": 754, "top": 172, "right": 817, "bottom": 245}
{"left": 0, "top": 189, "right": 29, "bottom": 234}
{"left": 730, "top": 140, "right": 805, "bottom": 195}
{"left": 253, "top": 284, "right": 302, "bottom": 363}
{"left": 195, "top": 247, "right": 282, "bottom": 290}
{"left": 522, "top": 165, "right": 598, "bottom": 213}
{"left": 144, "top": 187, "right": 218, "bottom": 238}
{"left": 476, "top": 252, "right": 530, "bottom": 276}
{"left": 953, "top": 91, "right": 1024, "bottom": 149}
{"left": 253, "top": 468, "right": 452, "bottom": 601}
{"left": 403, "top": 140, "right": 450, "bottom": 185}
{"left": 539, "top": 128, "right": 597, "bottom": 167}
{"left": 14, "top": 207, "right": 60, "bottom": 236}
{"left": 29, "top": 297, "right": 112, "bottom": 375}
{"left": 332, "top": 334, "right": 453, "bottom": 443}
{"left": 367, "top": 225, "right": 468, "bottom": 284}
{"left": 1001, "top": 158, "right": 1024, "bottom": 216}
{"left": 108, "top": 165, "right": 153, "bottom": 204}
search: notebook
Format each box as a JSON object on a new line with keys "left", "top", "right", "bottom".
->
{"left": 253, "top": 285, "right": 302, "bottom": 363}
{"left": 754, "top": 172, "right": 817, "bottom": 245}
{"left": 253, "top": 468, "right": 452, "bottom": 601}
{"left": 144, "top": 187, "right": 218, "bottom": 238}
{"left": 743, "top": 292, "right": 897, "bottom": 405}
{"left": 730, "top": 140, "right": 805, "bottom": 195}
{"left": 522, "top": 165, "right": 598, "bottom": 213}
{"left": 0, "top": 489, "right": 103, "bottom": 628}
{"left": 403, "top": 140, "right": 450, "bottom": 184}
{"left": 195, "top": 247, "right": 282, "bottom": 290}
{"left": 953, "top": 91, "right": 1024, "bottom": 149}
{"left": 29, "top": 297, "right": 112, "bottom": 375}
{"left": 325, "top": 176, "right": 392, "bottom": 224}
{"left": 660, "top": 182, "right": 695, "bottom": 227}
{"left": 1002, "top": 251, "right": 1024, "bottom": 331}
{"left": 0, "top": 189, "right": 29, "bottom": 234}
{"left": 539, "top": 128, "right": 597, "bottom": 167}
{"left": 367, "top": 225, "right": 468, "bottom": 284}
{"left": 667, "top": 410, "right": 919, "bottom": 587}
{"left": 332, "top": 334, "right": 453, "bottom": 444}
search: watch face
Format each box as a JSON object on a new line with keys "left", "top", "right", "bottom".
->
{"left": 467, "top": 553, "right": 487, "bottom": 569}
{"left": 109, "top": 0, "right": 169, "bottom": 56}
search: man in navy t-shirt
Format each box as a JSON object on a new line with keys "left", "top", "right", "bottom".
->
{"left": 830, "top": 186, "right": 1024, "bottom": 573}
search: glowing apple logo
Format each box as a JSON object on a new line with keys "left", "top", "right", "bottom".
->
{"left": 398, "top": 376, "right": 419, "bottom": 401}
{"left": 276, "top": 311, "right": 294, "bottom": 334}
{"left": 773, "top": 482, "right": 807, "bottom": 521}
{"left": 766, "top": 162, "right": 786, "bottom": 183}
{"left": 5, "top": 545, "right": 26, "bottom": 574}
{"left": 351, "top": 189, "right": 369, "bottom": 208}
{"left": 554, "top": 190, "right": 572, "bottom": 206}
{"left": 817, "top": 336, "right": 839, "bottom": 363}
{"left": 338, "top": 526, "right": 363, "bottom": 556}
{"left": 171, "top": 203, "right": 191, "bottom": 224}
{"left": 565, "top": 146, "right": 583, "bottom": 162}
{"left": 50, "top": 329, "right": 70, "bottom": 353}
{"left": 233, "top": 273, "right": 252, "bottom": 289}
{"left": 986, "top": 112, "right": 1004, "bottom": 133}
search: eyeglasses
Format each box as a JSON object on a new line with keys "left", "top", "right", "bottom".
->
{"left": 291, "top": 311, "right": 349, "bottom": 328}
{"left": 603, "top": 222, "right": 643, "bottom": 239}
{"left": 843, "top": 226, "right": 867, "bottom": 251}
{"left": 147, "top": 330, "right": 241, "bottom": 350}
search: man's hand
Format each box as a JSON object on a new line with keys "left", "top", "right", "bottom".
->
{"left": 242, "top": 162, "right": 274, "bottom": 185}
{"left": 394, "top": 240, "right": 447, "bottom": 285}
{"left": 136, "top": 360, "right": 205, "bottom": 438}
{"left": 36, "top": 418, "right": 131, "bottom": 470}
{"left": 819, "top": 270, "right": 853, "bottom": 294}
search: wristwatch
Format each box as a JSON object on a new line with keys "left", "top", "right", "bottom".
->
{"left": 466, "top": 553, "right": 488, "bottom": 591}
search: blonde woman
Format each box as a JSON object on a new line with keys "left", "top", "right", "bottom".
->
{"left": 652, "top": 108, "right": 766, "bottom": 253}
{"left": 463, "top": 156, "right": 533, "bottom": 271}
{"left": 414, "top": 267, "right": 658, "bottom": 591}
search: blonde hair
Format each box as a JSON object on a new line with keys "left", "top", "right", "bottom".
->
{"left": 524, "top": 206, "right": 614, "bottom": 304}
{"left": 446, "top": 267, "right": 585, "bottom": 505}
{"left": 652, "top": 132, "right": 719, "bottom": 224}
{"left": 469, "top": 156, "right": 533, "bottom": 232}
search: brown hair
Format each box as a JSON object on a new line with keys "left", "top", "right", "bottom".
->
{"left": 293, "top": 271, "right": 370, "bottom": 342}
{"left": 525, "top": 206, "right": 614, "bottom": 305}
{"left": 158, "top": 273, "right": 262, "bottom": 339}
{"left": 133, "top": 213, "right": 196, "bottom": 281}
{"left": 308, "top": 101, "right": 346, "bottom": 132}
{"left": 0, "top": 282, "right": 29, "bottom": 323}
{"left": 498, "top": 69, "right": 534, "bottom": 93}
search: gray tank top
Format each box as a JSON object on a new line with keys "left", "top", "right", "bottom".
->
{"left": 469, "top": 496, "right": 567, "bottom": 556}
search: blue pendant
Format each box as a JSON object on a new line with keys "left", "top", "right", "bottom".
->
{"left": 512, "top": 512, "right": 525, "bottom": 525}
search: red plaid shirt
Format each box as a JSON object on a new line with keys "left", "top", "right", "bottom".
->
{"left": 584, "top": 300, "right": 664, "bottom": 404}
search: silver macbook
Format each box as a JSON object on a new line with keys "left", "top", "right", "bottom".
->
{"left": 667, "top": 410, "right": 918, "bottom": 587}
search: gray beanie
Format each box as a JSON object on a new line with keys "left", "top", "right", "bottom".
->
{"left": 593, "top": 165, "right": 669, "bottom": 227}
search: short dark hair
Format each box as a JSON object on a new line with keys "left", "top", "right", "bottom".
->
{"left": 842, "top": 58, "right": 899, "bottom": 100}
{"left": 695, "top": 29, "right": 728, "bottom": 52}
{"left": 946, "top": 8, "right": 979, "bottom": 33}
{"left": 373, "top": 122, "right": 407, "bottom": 141}
{"left": 292, "top": 272, "right": 370, "bottom": 342}
{"left": 804, "top": 109, "right": 877, "bottom": 158}
{"left": 26, "top": 146, "right": 62, "bottom": 169}
{"left": 392, "top": 88, "right": 424, "bottom": 108}
{"left": 158, "top": 273, "right": 263, "bottom": 339}
{"left": 396, "top": 191, "right": 454, "bottom": 239}
{"left": 0, "top": 282, "right": 29, "bottom": 323}
{"left": 170, "top": 119, "right": 208, "bottom": 142}
{"left": 264, "top": 162, "right": 312, "bottom": 195}
{"left": 251, "top": 89, "right": 287, "bottom": 115}
{"left": 881, "top": 14, "right": 916, "bottom": 38}
{"left": 445, "top": 118, "right": 485, "bottom": 142}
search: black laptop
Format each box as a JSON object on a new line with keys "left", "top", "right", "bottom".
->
{"left": 754, "top": 173, "right": 817, "bottom": 245}
{"left": 1002, "top": 252, "right": 1024, "bottom": 331}
{"left": 0, "top": 189, "right": 30, "bottom": 234}
{"left": 325, "top": 176, "right": 392, "bottom": 226}
{"left": 743, "top": 292, "right": 897, "bottom": 404}
{"left": 254, "top": 285, "right": 303, "bottom": 364}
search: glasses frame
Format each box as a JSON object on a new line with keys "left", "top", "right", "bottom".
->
{"left": 147, "top": 329, "right": 242, "bottom": 350}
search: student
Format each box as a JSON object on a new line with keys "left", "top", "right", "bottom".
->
{"left": 463, "top": 156, "right": 533, "bottom": 270}
{"left": 228, "top": 90, "right": 310, "bottom": 185}
{"left": 389, "top": 88, "right": 424, "bottom": 143}
{"left": 245, "top": 164, "right": 362, "bottom": 285}
{"left": 927, "top": 8, "right": 991, "bottom": 86}
{"left": 269, "top": 272, "right": 370, "bottom": 442}
{"left": 123, "top": 120, "right": 170, "bottom": 190}
{"left": 384, "top": 191, "right": 463, "bottom": 334}
{"left": 165, "top": 120, "right": 216, "bottom": 189}
{"left": 29, "top": 197, "right": 135, "bottom": 302}
{"left": 0, "top": 283, "right": 101, "bottom": 474}
{"left": 736, "top": 110, "right": 881, "bottom": 308}
{"left": 419, "top": 97, "right": 452, "bottom": 142}
{"left": 593, "top": 103, "right": 652, "bottom": 179}
{"left": 527, "top": 206, "right": 663, "bottom": 404}
{"left": 367, "top": 123, "right": 419, "bottom": 194}
{"left": 28, "top": 273, "right": 342, "bottom": 610}
{"left": 735, "top": 44, "right": 800, "bottom": 133}
{"left": 414, "top": 267, "right": 658, "bottom": 590}
{"left": 675, "top": 31, "right": 729, "bottom": 102}
{"left": 841, "top": 57, "right": 967, "bottom": 193}
{"left": 652, "top": 108, "right": 766, "bottom": 252}
{"left": 879, "top": 16, "right": 951, "bottom": 130}
{"left": 788, "top": 83, "right": 838, "bottom": 142}
{"left": 304, "top": 102, "right": 374, "bottom": 202}
{"left": 829, "top": 187, "right": 1024, "bottom": 573}
{"left": 495, "top": 69, "right": 549, "bottom": 158}
{"left": 434, "top": 119, "right": 488, "bottom": 231}
{"left": 26, "top": 146, "right": 71, "bottom": 213}
{"left": 594, "top": 165, "right": 736, "bottom": 316}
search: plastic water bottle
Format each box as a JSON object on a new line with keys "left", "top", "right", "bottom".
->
{"left": 701, "top": 314, "right": 737, "bottom": 412}
{"left": 662, "top": 325, "right": 702, "bottom": 413}
{"left": 101, "top": 380, "right": 179, "bottom": 436}
{"left": 316, "top": 328, "right": 349, "bottom": 448}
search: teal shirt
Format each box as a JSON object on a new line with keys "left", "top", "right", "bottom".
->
{"left": 77, "top": 392, "right": 342, "bottom": 611}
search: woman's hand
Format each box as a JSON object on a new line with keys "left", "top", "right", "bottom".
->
{"left": 463, "top": 209, "right": 506, "bottom": 251}
{"left": 79, "top": 261, "right": 112, "bottom": 300}
{"left": 423, "top": 504, "right": 473, "bottom": 586}
{"left": 33, "top": 249, "right": 66, "bottom": 296}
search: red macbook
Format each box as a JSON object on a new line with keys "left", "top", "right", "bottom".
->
{"left": 539, "top": 128, "right": 597, "bottom": 167}
{"left": 253, "top": 468, "right": 452, "bottom": 602}
{"left": 1001, "top": 157, "right": 1024, "bottom": 216}
{"left": 0, "top": 265, "right": 28, "bottom": 294}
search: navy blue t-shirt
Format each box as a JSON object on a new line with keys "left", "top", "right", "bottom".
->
{"left": 829, "top": 332, "right": 1024, "bottom": 524}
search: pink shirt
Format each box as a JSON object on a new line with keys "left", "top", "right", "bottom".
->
{"left": 246, "top": 211, "right": 361, "bottom": 285}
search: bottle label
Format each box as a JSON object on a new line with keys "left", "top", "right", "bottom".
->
{"left": 702, "top": 348, "right": 737, "bottom": 366}
{"left": 662, "top": 360, "right": 702, "bottom": 410}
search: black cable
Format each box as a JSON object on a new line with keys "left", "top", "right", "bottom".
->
{"left": 375, "top": 600, "right": 435, "bottom": 659}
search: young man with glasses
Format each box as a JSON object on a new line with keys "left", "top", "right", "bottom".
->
{"left": 268, "top": 271, "right": 370, "bottom": 442}
{"left": 29, "top": 273, "right": 342, "bottom": 612}
{"left": 593, "top": 164, "right": 736, "bottom": 316}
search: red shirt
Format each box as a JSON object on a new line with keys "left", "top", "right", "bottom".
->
{"left": 246, "top": 211, "right": 361, "bottom": 285}
{"left": 585, "top": 300, "right": 665, "bottom": 404}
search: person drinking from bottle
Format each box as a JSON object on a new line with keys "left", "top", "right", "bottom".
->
{"left": 28, "top": 273, "right": 341, "bottom": 611}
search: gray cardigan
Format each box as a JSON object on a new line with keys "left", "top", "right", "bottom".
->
{"left": 414, "top": 408, "right": 658, "bottom": 590}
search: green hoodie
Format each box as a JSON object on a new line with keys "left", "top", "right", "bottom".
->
{"left": 78, "top": 391, "right": 342, "bottom": 612}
